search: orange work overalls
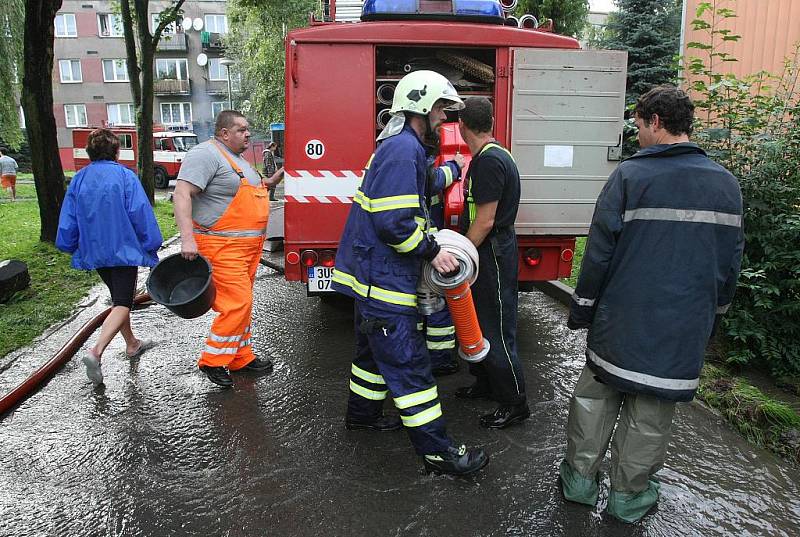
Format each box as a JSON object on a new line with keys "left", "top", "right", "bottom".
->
{"left": 194, "top": 141, "right": 269, "bottom": 370}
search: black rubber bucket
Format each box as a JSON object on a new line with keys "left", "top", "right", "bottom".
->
{"left": 147, "top": 253, "right": 215, "bottom": 319}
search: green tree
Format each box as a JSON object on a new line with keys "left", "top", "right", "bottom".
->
{"left": 684, "top": 3, "right": 800, "bottom": 376}
{"left": 118, "top": 0, "right": 186, "bottom": 203}
{"left": 1, "top": 0, "right": 24, "bottom": 150}
{"left": 225, "top": 0, "right": 319, "bottom": 129}
{"left": 22, "top": 0, "right": 67, "bottom": 243}
{"left": 597, "top": 0, "right": 682, "bottom": 105}
{"left": 514, "top": 0, "right": 589, "bottom": 37}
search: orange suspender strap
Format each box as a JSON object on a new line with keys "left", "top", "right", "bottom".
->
{"left": 213, "top": 140, "right": 246, "bottom": 179}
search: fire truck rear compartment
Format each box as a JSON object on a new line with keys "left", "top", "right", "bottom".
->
{"left": 374, "top": 46, "right": 496, "bottom": 131}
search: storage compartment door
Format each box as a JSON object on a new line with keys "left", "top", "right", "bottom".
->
{"left": 511, "top": 49, "right": 627, "bottom": 235}
{"left": 285, "top": 43, "right": 375, "bottom": 244}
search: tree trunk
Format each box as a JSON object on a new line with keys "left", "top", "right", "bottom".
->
{"left": 22, "top": 0, "right": 66, "bottom": 243}
{"left": 137, "top": 38, "right": 156, "bottom": 204}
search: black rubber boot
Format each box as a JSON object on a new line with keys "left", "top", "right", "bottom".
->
{"left": 345, "top": 414, "right": 403, "bottom": 432}
{"left": 423, "top": 444, "right": 489, "bottom": 476}
{"left": 432, "top": 360, "right": 460, "bottom": 377}
{"left": 200, "top": 366, "right": 234, "bottom": 388}
{"left": 479, "top": 403, "right": 530, "bottom": 429}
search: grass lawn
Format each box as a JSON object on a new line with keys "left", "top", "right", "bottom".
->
{"left": 561, "top": 236, "right": 586, "bottom": 288}
{"left": 0, "top": 193, "right": 177, "bottom": 359}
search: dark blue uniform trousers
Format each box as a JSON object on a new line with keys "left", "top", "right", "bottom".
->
{"left": 420, "top": 307, "right": 457, "bottom": 368}
{"left": 468, "top": 229, "right": 527, "bottom": 405}
{"left": 347, "top": 300, "right": 452, "bottom": 455}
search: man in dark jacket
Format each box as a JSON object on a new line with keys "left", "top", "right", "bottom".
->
{"left": 559, "top": 85, "right": 744, "bottom": 523}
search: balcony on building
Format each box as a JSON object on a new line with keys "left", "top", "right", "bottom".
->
{"left": 154, "top": 79, "right": 191, "bottom": 95}
{"left": 206, "top": 80, "right": 229, "bottom": 95}
{"left": 157, "top": 33, "right": 188, "bottom": 52}
{"left": 201, "top": 32, "right": 224, "bottom": 51}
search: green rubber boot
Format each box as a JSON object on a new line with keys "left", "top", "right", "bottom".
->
{"left": 559, "top": 459, "right": 599, "bottom": 506}
{"left": 607, "top": 479, "right": 661, "bottom": 523}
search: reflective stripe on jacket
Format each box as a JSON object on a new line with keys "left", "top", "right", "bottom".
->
{"left": 332, "top": 126, "right": 440, "bottom": 314}
{"left": 569, "top": 143, "right": 744, "bottom": 402}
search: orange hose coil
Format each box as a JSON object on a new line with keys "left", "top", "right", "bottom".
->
{"left": 444, "top": 281, "right": 486, "bottom": 358}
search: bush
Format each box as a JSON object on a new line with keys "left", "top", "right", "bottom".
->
{"left": 686, "top": 5, "right": 800, "bottom": 376}
{"left": 0, "top": 134, "right": 31, "bottom": 173}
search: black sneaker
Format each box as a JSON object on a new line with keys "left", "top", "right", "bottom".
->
{"left": 423, "top": 444, "right": 489, "bottom": 476}
{"left": 345, "top": 414, "right": 403, "bottom": 432}
{"left": 479, "top": 403, "right": 530, "bottom": 429}
{"left": 239, "top": 357, "right": 274, "bottom": 373}
{"left": 200, "top": 366, "right": 234, "bottom": 388}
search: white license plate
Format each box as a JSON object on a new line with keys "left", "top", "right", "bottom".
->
{"left": 308, "top": 266, "right": 334, "bottom": 293}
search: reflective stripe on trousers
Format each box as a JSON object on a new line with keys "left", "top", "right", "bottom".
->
{"left": 347, "top": 301, "right": 451, "bottom": 455}
{"left": 197, "top": 177, "right": 269, "bottom": 370}
{"left": 420, "top": 307, "right": 456, "bottom": 367}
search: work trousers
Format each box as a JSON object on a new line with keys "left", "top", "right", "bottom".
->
{"left": 347, "top": 301, "right": 451, "bottom": 455}
{"left": 418, "top": 307, "right": 456, "bottom": 368}
{"left": 564, "top": 364, "right": 676, "bottom": 493}
{"left": 196, "top": 235, "right": 263, "bottom": 370}
{"left": 468, "top": 229, "right": 526, "bottom": 405}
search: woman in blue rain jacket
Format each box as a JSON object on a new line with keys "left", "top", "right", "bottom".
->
{"left": 56, "top": 128, "right": 162, "bottom": 387}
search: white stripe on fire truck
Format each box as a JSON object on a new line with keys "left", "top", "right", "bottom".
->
{"left": 285, "top": 170, "right": 363, "bottom": 200}
{"left": 285, "top": 195, "right": 355, "bottom": 204}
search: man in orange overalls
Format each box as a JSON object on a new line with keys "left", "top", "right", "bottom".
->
{"left": 174, "top": 110, "right": 284, "bottom": 387}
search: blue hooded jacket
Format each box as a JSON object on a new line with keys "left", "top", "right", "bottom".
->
{"left": 56, "top": 160, "right": 163, "bottom": 269}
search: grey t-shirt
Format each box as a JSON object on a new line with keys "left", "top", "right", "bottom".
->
{"left": 0, "top": 155, "right": 18, "bottom": 176}
{"left": 177, "top": 140, "right": 262, "bottom": 227}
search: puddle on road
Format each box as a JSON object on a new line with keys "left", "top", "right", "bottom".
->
{"left": 1, "top": 270, "right": 798, "bottom": 536}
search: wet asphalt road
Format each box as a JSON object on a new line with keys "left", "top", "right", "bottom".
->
{"left": 1, "top": 253, "right": 799, "bottom": 536}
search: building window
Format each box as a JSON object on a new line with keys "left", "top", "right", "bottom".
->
{"left": 211, "top": 102, "right": 226, "bottom": 118}
{"left": 156, "top": 58, "right": 189, "bottom": 80}
{"left": 230, "top": 71, "right": 242, "bottom": 92}
{"left": 102, "top": 59, "right": 129, "bottom": 82}
{"left": 204, "top": 14, "right": 227, "bottom": 34}
{"left": 118, "top": 133, "right": 133, "bottom": 149}
{"left": 59, "top": 59, "right": 82, "bottom": 83}
{"left": 160, "top": 102, "right": 192, "bottom": 125}
{"left": 64, "top": 104, "right": 88, "bottom": 127}
{"left": 97, "top": 13, "right": 123, "bottom": 37}
{"left": 207, "top": 58, "right": 228, "bottom": 81}
{"left": 55, "top": 13, "right": 77, "bottom": 37}
{"left": 151, "top": 12, "right": 183, "bottom": 35}
{"left": 107, "top": 103, "right": 135, "bottom": 126}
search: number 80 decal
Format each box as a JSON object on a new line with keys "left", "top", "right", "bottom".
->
{"left": 304, "top": 139, "right": 325, "bottom": 160}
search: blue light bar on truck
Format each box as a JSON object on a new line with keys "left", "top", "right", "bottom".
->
{"left": 361, "top": 0, "right": 506, "bottom": 24}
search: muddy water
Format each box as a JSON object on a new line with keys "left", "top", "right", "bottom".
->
{"left": 1, "top": 267, "right": 798, "bottom": 536}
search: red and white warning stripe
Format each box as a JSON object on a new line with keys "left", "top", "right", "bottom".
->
{"left": 284, "top": 170, "right": 363, "bottom": 203}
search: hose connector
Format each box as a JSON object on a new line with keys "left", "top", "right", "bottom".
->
{"left": 418, "top": 230, "right": 490, "bottom": 363}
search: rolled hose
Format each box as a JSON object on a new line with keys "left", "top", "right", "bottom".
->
{"left": 421, "top": 230, "right": 490, "bottom": 363}
{"left": 0, "top": 293, "right": 151, "bottom": 417}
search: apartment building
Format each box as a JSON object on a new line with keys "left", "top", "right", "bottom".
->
{"left": 53, "top": 0, "right": 237, "bottom": 169}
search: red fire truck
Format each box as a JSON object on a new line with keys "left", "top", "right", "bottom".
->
{"left": 72, "top": 127, "right": 198, "bottom": 188}
{"left": 282, "top": 0, "right": 627, "bottom": 293}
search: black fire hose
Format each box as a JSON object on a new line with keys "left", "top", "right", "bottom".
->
{"left": 0, "top": 293, "right": 152, "bottom": 417}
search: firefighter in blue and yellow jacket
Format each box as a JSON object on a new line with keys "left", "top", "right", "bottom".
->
{"left": 332, "top": 70, "right": 488, "bottom": 476}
